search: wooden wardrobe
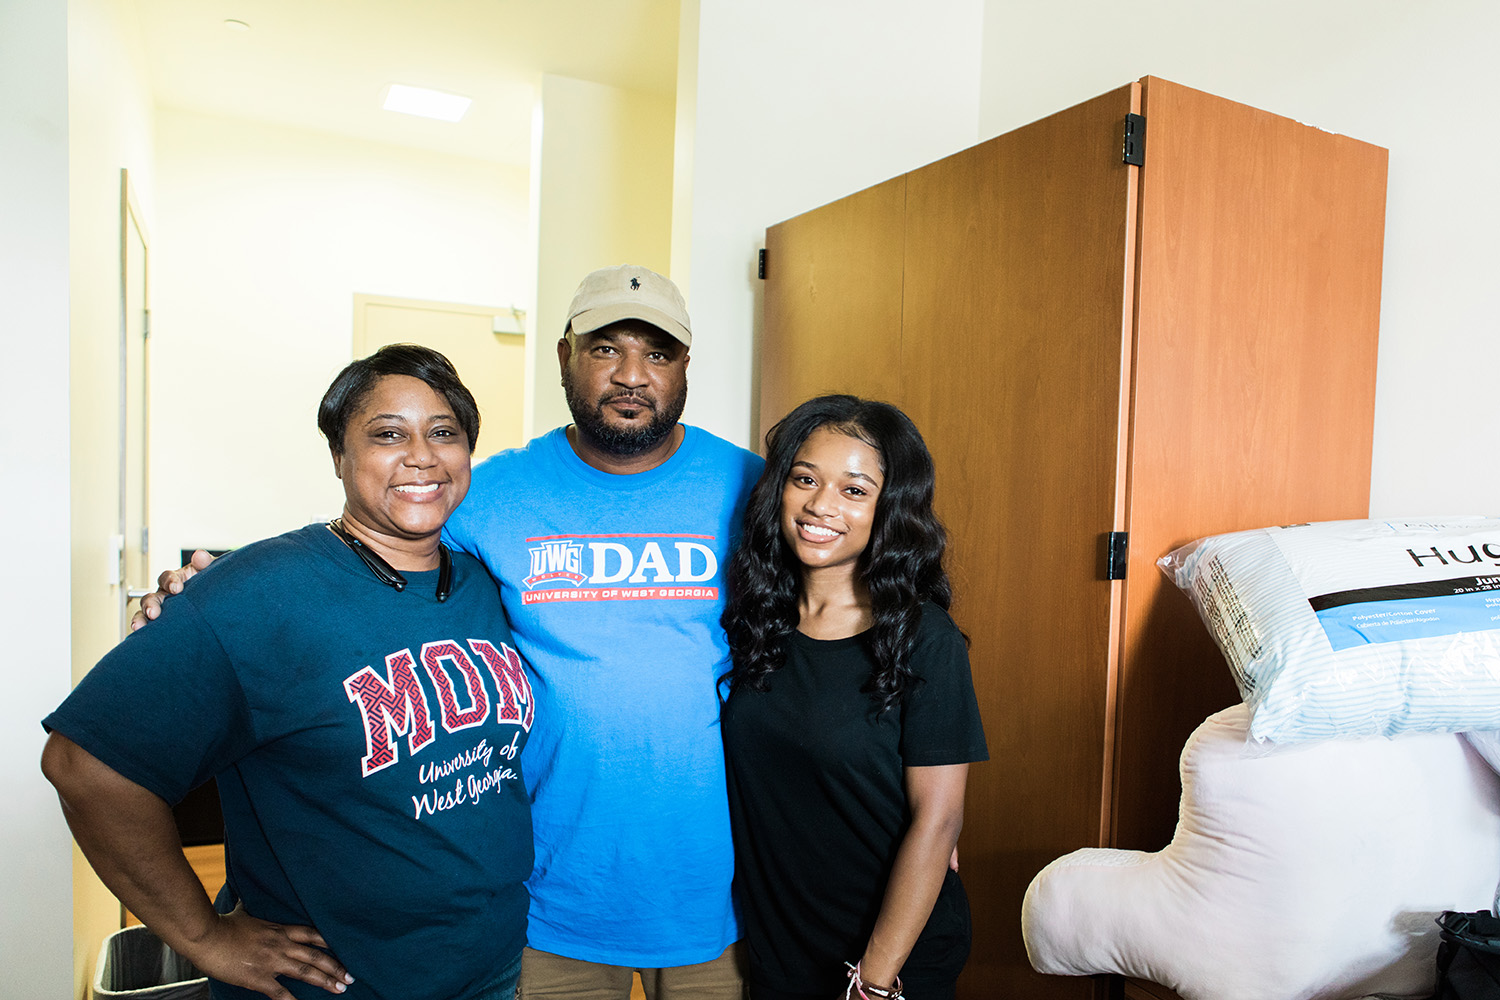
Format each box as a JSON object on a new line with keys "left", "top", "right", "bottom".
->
{"left": 758, "top": 77, "right": 1387, "bottom": 999}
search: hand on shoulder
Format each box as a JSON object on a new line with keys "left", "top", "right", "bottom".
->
{"left": 130, "top": 549, "right": 216, "bottom": 631}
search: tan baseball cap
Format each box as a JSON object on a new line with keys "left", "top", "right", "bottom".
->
{"left": 564, "top": 264, "right": 692, "bottom": 348}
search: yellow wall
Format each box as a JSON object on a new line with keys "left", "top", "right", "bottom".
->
{"left": 670, "top": 0, "right": 700, "bottom": 298}
{"left": 149, "top": 109, "right": 531, "bottom": 566}
{"left": 530, "top": 75, "right": 676, "bottom": 439}
{"left": 67, "top": 0, "right": 160, "bottom": 992}
{"left": 58, "top": 5, "right": 537, "bottom": 991}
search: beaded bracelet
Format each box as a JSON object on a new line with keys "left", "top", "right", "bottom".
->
{"left": 844, "top": 961, "right": 905, "bottom": 1000}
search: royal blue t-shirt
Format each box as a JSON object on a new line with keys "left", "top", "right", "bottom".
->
{"left": 45, "top": 524, "right": 535, "bottom": 1000}
{"left": 443, "top": 425, "right": 763, "bottom": 965}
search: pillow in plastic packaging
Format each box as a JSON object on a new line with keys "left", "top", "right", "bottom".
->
{"left": 1158, "top": 516, "right": 1500, "bottom": 744}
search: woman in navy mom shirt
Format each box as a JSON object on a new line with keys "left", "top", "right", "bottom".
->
{"left": 43, "top": 346, "right": 535, "bottom": 1000}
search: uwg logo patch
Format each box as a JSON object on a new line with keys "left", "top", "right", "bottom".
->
{"left": 521, "top": 533, "right": 720, "bottom": 605}
{"left": 343, "top": 639, "right": 533, "bottom": 777}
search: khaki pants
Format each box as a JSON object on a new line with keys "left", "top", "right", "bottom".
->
{"left": 518, "top": 943, "right": 746, "bottom": 1000}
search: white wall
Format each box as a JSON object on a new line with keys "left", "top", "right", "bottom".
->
{"left": 530, "top": 76, "right": 676, "bottom": 438}
{"left": 677, "top": 0, "right": 987, "bottom": 447}
{"left": 151, "top": 110, "right": 531, "bottom": 568}
{"left": 0, "top": 0, "right": 77, "bottom": 995}
{"left": 975, "top": 0, "right": 1500, "bottom": 517}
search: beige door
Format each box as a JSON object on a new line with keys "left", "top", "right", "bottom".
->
{"left": 353, "top": 294, "right": 526, "bottom": 462}
{"left": 121, "top": 169, "right": 152, "bottom": 637}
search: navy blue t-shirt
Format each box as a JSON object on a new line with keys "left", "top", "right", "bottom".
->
{"left": 45, "top": 524, "right": 535, "bottom": 1000}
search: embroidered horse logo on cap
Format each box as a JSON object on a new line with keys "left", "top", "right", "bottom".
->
{"left": 630, "top": 277, "right": 641, "bottom": 290}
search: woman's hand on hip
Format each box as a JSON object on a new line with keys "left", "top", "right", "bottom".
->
{"left": 187, "top": 903, "right": 353, "bottom": 999}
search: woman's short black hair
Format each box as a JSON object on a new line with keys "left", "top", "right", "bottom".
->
{"left": 721, "top": 394, "right": 954, "bottom": 712}
{"left": 318, "top": 344, "right": 481, "bottom": 455}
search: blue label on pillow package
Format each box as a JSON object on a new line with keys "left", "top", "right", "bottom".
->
{"left": 1266, "top": 520, "right": 1500, "bottom": 651}
{"left": 1310, "top": 576, "right": 1500, "bottom": 650}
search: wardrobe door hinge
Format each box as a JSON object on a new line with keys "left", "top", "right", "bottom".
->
{"left": 1122, "top": 113, "right": 1146, "bottom": 166}
{"left": 758, "top": 248, "right": 767, "bottom": 279}
{"left": 1104, "top": 531, "right": 1129, "bottom": 580}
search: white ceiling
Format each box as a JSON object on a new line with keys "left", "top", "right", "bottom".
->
{"left": 135, "top": 0, "right": 681, "bottom": 166}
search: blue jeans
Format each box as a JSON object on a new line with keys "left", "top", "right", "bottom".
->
{"left": 472, "top": 950, "right": 524, "bottom": 1000}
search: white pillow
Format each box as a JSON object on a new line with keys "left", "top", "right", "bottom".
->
{"left": 1022, "top": 704, "right": 1500, "bottom": 1000}
{"left": 1463, "top": 730, "right": 1500, "bottom": 776}
{"left": 1159, "top": 517, "right": 1500, "bottom": 744}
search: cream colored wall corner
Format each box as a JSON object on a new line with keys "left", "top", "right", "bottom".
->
{"left": 529, "top": 75, "right": 676, "bottom": 440}
{"left": 972, "top": 0, "right": 1500, "bottom": 516}
{"left": 66, "top": 0, "right": 160, "bottom": 992}
{"left": 0, "top": 0, "right": 76, "bottom": 996}
{"left": 669, "top": 0, "right": 700, "bottom": 299}
{"left": 149, "top": 112, "right": 530, "bottom": 567}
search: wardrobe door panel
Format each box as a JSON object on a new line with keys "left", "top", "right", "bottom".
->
{"left": 1114, "top": 77, "right": 1387, "bottom": 851}
{"left": 760, "top": 175, "right": 907, "bottom": 440}
{"left": 899, "top": 84, "right": 1138, "bottom": 1000}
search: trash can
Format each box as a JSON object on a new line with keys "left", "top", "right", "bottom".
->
{"left": 94, "top": 925, "right": 209, "bottom": 1000}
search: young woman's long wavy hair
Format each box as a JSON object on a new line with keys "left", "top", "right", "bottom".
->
{"left": 721, "top": 395, "right": 953, "bottom": 712}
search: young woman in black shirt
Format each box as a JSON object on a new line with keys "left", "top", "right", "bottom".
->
{"left": 721, "top": 395, "right": 988, "bottom": 1000}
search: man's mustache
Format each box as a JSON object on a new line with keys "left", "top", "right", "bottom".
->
{"left": 600, "top": 390, "right": 656, "bottom": 409}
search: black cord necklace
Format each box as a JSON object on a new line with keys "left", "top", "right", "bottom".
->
{"left": 327, "top": 518, "right": 452, "bottom": 602}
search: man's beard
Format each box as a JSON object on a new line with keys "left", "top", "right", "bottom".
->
{"left": 564, "top": 372, "right": 687, "bottom": 457}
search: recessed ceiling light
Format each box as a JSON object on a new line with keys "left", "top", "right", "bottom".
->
{"left": 382, "top": 84, "right": 472, "bottom": 123}
{"left": 223, "top": 19, "right": 250, "bottom": 31}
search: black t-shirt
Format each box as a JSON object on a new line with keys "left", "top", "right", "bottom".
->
{"left": 722, "top": 603, "right": 989, "bottom": 998}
